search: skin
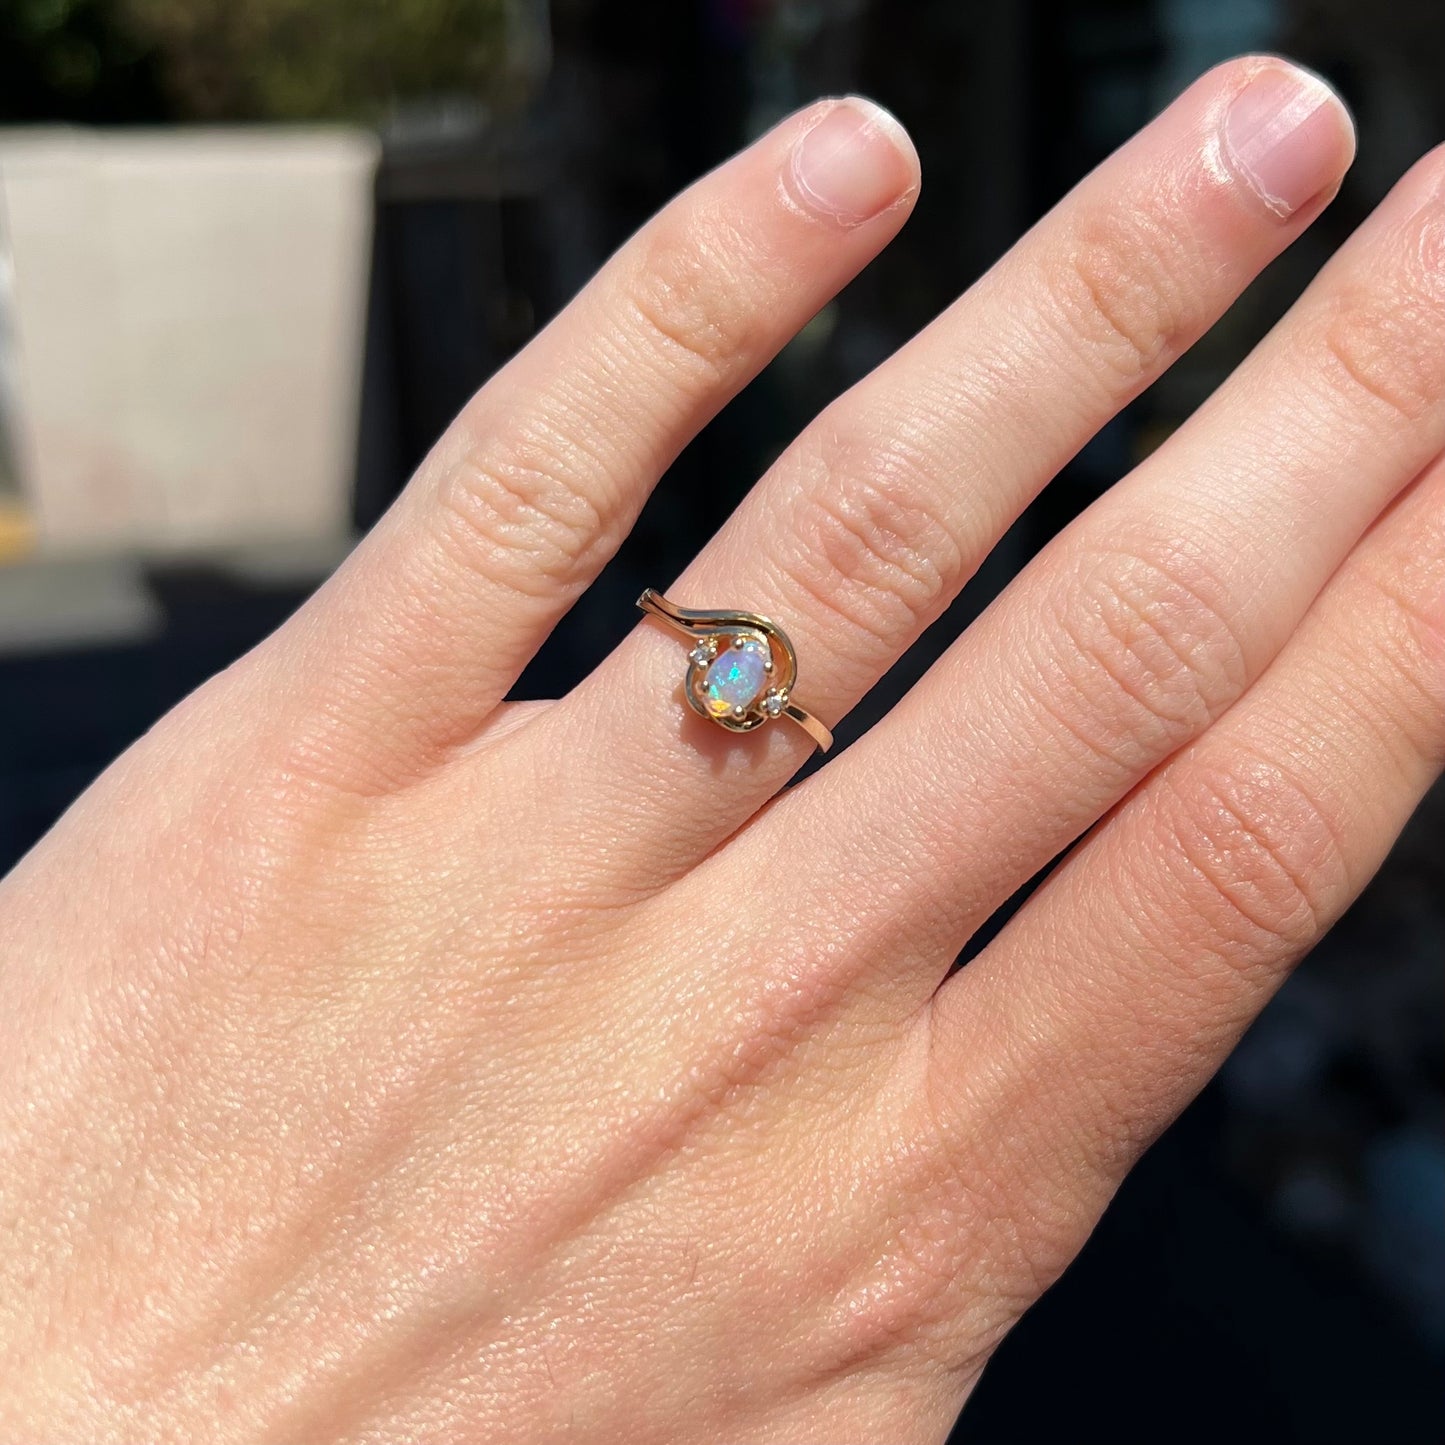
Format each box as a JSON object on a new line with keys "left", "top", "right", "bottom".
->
{"left": 1, "top": 54, "right": 1442, "bottom": 1443}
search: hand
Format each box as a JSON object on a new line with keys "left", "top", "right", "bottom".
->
{"left": 3, "top": 56, "right": 1439, "bottom": 1443}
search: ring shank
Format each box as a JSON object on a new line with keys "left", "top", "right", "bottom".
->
{"left": 782, "top": 702, "right": 833, "bottom": 753}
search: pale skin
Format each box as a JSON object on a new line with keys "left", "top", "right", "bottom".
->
{"left": 3, "top": 53, "right": 1443, "bottom": 1443}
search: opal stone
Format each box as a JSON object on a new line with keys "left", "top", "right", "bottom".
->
{"left": 702, "top": 639, "right": 768, "bottom": 717}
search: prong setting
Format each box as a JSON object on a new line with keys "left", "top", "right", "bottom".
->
{"left": 636, "top": 589, "right": 831, "bottom": 751}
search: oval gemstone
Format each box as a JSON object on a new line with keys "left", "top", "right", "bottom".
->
{"left": 702, "top": 639, "right": 768, "bottom": 718}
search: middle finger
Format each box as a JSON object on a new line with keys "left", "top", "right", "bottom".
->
{"left": 536, "top": 57, "right": 1352, "bottom": 878}
{"left": 737, "top": 137, "right": 1445, "bottom": 1006}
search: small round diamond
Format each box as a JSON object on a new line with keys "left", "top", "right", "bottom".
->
{"left": 763, "top": 691, "right": 785, "bottom": 718}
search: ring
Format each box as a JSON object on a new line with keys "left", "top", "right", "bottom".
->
{"left": 637, "top": 589, "right": 833, "bottom": 753}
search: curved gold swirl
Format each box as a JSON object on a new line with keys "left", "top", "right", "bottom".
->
{"left": 637, "top": 589, "right": 832, "bottom": 752}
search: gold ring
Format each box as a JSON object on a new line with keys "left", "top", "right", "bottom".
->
{"left": 637, "top": 589, "right": 833, "bottom": 753}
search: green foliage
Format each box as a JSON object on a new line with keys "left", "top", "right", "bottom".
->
{"left": 0, "top": 0, "right": 169, "bottom": 122}
{"left": 117, "top": 0, "right": 513, "bottom": 121}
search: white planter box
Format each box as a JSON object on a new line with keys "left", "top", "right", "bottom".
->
{"left": 0, "top": 127, "right": 379, "bottom": 557}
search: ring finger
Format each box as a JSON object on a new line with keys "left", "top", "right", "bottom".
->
{"left": 227, "top": 94, "right": 922, "bottom": 789}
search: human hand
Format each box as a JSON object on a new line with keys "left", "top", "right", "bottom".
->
{"left": 4, "top": 56, "right": 1441, "bottom": 1443}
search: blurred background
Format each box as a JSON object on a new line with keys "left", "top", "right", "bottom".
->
{"left": 1, "top": 1, "right": 1441, "bottom": 1438}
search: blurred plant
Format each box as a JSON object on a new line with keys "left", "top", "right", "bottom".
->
{"left": 0, "top": 0, "right": 168, "bottom": 122}
{"left": 117, "top": 0, "right": 525, "bottom": 121}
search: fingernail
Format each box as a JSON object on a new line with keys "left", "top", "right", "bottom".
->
{"left": 1222, "top": 64, "right": 1354, "bottom": 218}
{"left": 788, "top": 97, "right": 918, "bottom": 225}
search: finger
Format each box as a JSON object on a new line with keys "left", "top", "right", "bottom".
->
{"left": 543, "top": 56, "right": 1354, "bottom": 872}
{"left": 914, "top": 450, "right": 1445, "bottom": 1303}
{"left": 740, "top": 138, "right": 1445, "bottom": 1006}
{"left": 246, "top": 97, "right": 920, "bottom": 785}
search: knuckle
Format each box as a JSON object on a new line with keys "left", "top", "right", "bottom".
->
{"left": 621, "top": 206, "right": 769, "bottom": 387}
{"left": 816, "top": 1105, "right": 1042, "bottom": 1381}
{"left": 435, "top": 426, "right": 610, "bottom": 596}
{"left": 1157, "top": 750, "right": 1351, "bottom": 961}
{"left": 769, "top": 427, "right": 966, "bottom": 649}
{"left": 1045, "top": 539, "right": 1248, "bottom": 768}
{"left": 1051, "top": 203, "right": 1196, "bottom": 384}
{"left": 884, "top": 1057, "right": 1086, "bottom": 1343}
{"left": 1317, "top": 203, "right": 1445, "bottom": 422}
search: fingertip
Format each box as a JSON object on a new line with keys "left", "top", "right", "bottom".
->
{"left": 1215, "top": 55, "right": 1355, "bottom": 219}
{"left": 784, "top": 95, "right": 921, "bottom": 227}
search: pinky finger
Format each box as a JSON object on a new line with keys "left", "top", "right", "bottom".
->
{"left": 920, "top": 451, "right": 1445, "bottom": 1273}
